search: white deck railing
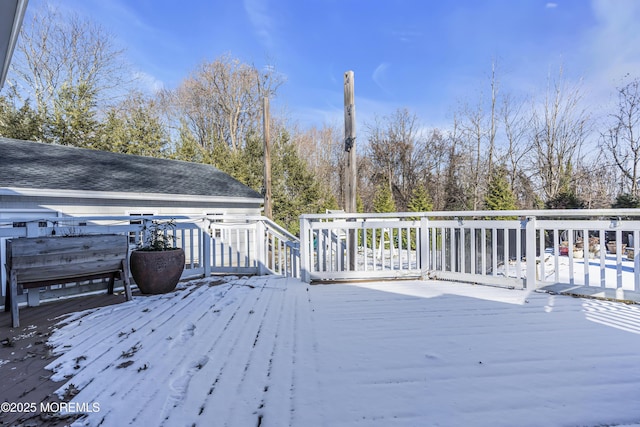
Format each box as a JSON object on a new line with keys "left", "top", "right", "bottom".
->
{"left": 1, "top": 214, "right": 299, "bottom": 303}
{"left": 3, "top": 209, "right": 640, "bottom": 302}
{"left": 300, "top": 210, "right": 640, "bottom": 294}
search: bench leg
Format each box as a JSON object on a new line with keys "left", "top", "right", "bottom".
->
{"left": 4, "top": 277, "right": 9, "bottom": 312}
{"left": 27, "top": 289, "right": 40, "bottom": 307}
{"left": 10, "top": 270, "right": 19, "bottom": 328}
{"left": 107, "top": 273, "right": 115, "bottom": 295}
{"left": 121, "top": 259, "right": 133, "bottom": 301}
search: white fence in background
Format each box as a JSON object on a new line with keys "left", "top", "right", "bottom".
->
{"left": 1, "top": 214, "right": 299, "bottom": 303}
{"left": 299, "top": 210, "right": 640, "bottom": 294}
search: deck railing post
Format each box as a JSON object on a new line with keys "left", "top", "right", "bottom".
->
{"left": 525, "top": 216, "right": 537, "bottom": 289}
{"left": 300, "top": 216, "right": 311, "bottom": 283}
{"left": 420, "top": 215, "right": 430, "bottom": 279}
{"left": 202, "top": 223, "right": 212, "bottom": 277}
{"left": 256, "top": 220, "right": 267, "bottom": 275}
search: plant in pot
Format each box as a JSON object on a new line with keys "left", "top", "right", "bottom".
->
{"left": 130, "top": 220, "right": 185, "bottom": 294}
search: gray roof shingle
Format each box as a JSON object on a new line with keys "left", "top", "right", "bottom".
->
{"left": 0, "top": 137, "right": 263, "bottom": 200}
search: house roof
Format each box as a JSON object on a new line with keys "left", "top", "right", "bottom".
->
{"left": 0, "top": 0, "right": 28, "bottom": 89}
{"left": 0, "top": 137, "right": 263, "bottom": 203}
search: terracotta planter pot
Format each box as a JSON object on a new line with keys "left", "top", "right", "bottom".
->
{"left": 607, "top": 242, "right": 626, "bottom": 254}
{"left": 130, "top": 248, "right": 185, "bottom": 294}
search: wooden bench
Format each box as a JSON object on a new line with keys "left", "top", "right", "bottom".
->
{"left": 4, "top": 234, "right": 132, "bottom": 327}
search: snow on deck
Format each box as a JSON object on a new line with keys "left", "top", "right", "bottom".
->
{"left": 46, "top": 276, "right": 640, "bottom": 427}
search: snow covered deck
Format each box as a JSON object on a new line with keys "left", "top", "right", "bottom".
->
{"left": 41, "top": 276, "right": 640, "bottom": 426}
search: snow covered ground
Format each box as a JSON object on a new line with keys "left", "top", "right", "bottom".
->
{"left": 45, "top": 275, "right": 640, "bottom": 427}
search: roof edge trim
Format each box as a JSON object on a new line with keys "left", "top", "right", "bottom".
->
{"left": 1, "top": 0, "right": 29, "bottom": 88}
{"left": 0, "top": 187, "right": 264, "bottom": 205}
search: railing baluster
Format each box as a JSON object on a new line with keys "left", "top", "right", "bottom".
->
{"left": 538, "top": 227, "right": 545, "bottom": 282}
{"left": 363, "top": 226, "right": 369, "bottom": 272}
{"left": 516, "top": 227, "right": 522, "bottom": 281}
{"left": 470, "top": 228, "right": 476, "bottom": 275}
{"left": 551, "top": 228, "right": 557, "bottom": 283}
{"left": 583, "top": 228, "right": 589, "bottom": 286}
{"left": 599, "top": 229, "right": 606, "bottom": 287}
{"left": 635, "top": 230, "right": 640, "bottom": 292}
{"left": 492, "top": 228, "right": 498, "bottom": 277}
{"left": 616, "top": 229, "right": 623, "bottom": 289}
{"left": 432, "top": 227, "right": 437, "bottom": 270}
{"left": 447, "top": 227, "right": 454, "bottom": 272}
{"left": 504, "top": 228, "right": 509, "bottom": 279}
{"left": 460, "top": 228, "right": 466, "bottom": 274}
{"left": 568, "top": 228, "right": 575, "bottom": 286}
{"left": 481, "top": 227, "right": 487, "bottom": 276}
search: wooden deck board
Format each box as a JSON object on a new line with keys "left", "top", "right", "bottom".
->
{"left": 0, "top": 292, "right": 130, "bottom": 426}
{"left": 3, "top": 277, "right": 640, "bottom": 426}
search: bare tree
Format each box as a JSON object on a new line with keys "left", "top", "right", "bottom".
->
{"left": 441, "top": 116, "right": 471, "bottom": 211}
{"left": 365, "top": 108, "right": 425, "bottom": 211}
{"left": 459, "top": 100, "right": 487, "bottom": 210}
{"left": 455, "top": 60, "right": 500, "bottom": 210}
{"left": 292, "top": 124, "right": 343, "bottom": 206}
{"left": 499, "top": 93, "right": 537, "bottom": 208}
{"left": 487, "top": 59, "right": 499, "bottom": 177}
{"left": 421, "top": 128, "right": 453, "bottom": 210}
{"left": 600, "top": 78, "right": 640, "bottom": 196}
{"left": 9, "top": 4, "right": 128, "bottom": 131}
{"left": 164, "top": 54, "right": 284, "bottom": 154}
{"left": 530, "top": 68, "right": 590, "bottom": 202}
{"left": 356, "top": 154, "right": 376, "bottom": 212}
{"left": 574, "top": 157, "right": 617, "bottom": 208}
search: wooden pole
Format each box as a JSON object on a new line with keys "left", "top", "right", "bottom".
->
{"left": 344, "top": 71, "right": 356, "bottom": 213}
{"left": 263, "top": 97, "right": 272, "bottom": 219}
{"left": 344, "top": 71, "right": 357, "bottom": 270}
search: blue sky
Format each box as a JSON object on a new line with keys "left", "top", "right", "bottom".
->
{"left": 28, "top": 0, "right": 640, "bottom": 132}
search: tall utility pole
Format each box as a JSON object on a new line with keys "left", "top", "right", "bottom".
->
{"left": 344, "top": 71, "right": 356, "bottom": 270}
{"left": 262, "top": 97, "right": 272, "bottom": 219}
{"left": 344, "top": 71, "right": 356, "bottom": 213}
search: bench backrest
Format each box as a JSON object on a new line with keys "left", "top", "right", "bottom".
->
{"left": 6, "top": 234, "right": 129, "bottom": 287}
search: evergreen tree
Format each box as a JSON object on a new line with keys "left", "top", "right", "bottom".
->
{"left": 443, "top": 178, "right": 468, "bottom": 211}
{"left": 0, "top": 97, "right": 42, "bottom": 141}
{"left": 407, "top": 185, "right": 433, "bottom": 212}
{"left": 405, "top": 185, "right": 433, "bottom": 249}
{"left": 270, "top": 130, "right": 337, "bottom": 235}
{"left": 484, "top": 167, "right": 517, "bottom": 218}
{"left": 99, "top": 92, "right": 167, "bottom": 156}
{"left": 372, "top": 184, "right": 396, "bottom": 249}
{"left": 545, "top": 191, "right": 586, "bottom": 209}
{"left": 356, "top": 194, "right": 364, "bottom": 213}
{"left": 50, "top": 82, "right": 100, "bottom": 147}
{"left": 221, "top": 132, "right": 265, "bottom": 192}
{"left": 373, "top": 184, "right": 396, "bottom": 213}
{"left": 171, "top": 120, "right": 206, "bottom": 163}
{"left": 182, "top": 126, "right": 337, "bottom": 235}
{"left": 612, "top": 193, "right": 640, "bottom": 208}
